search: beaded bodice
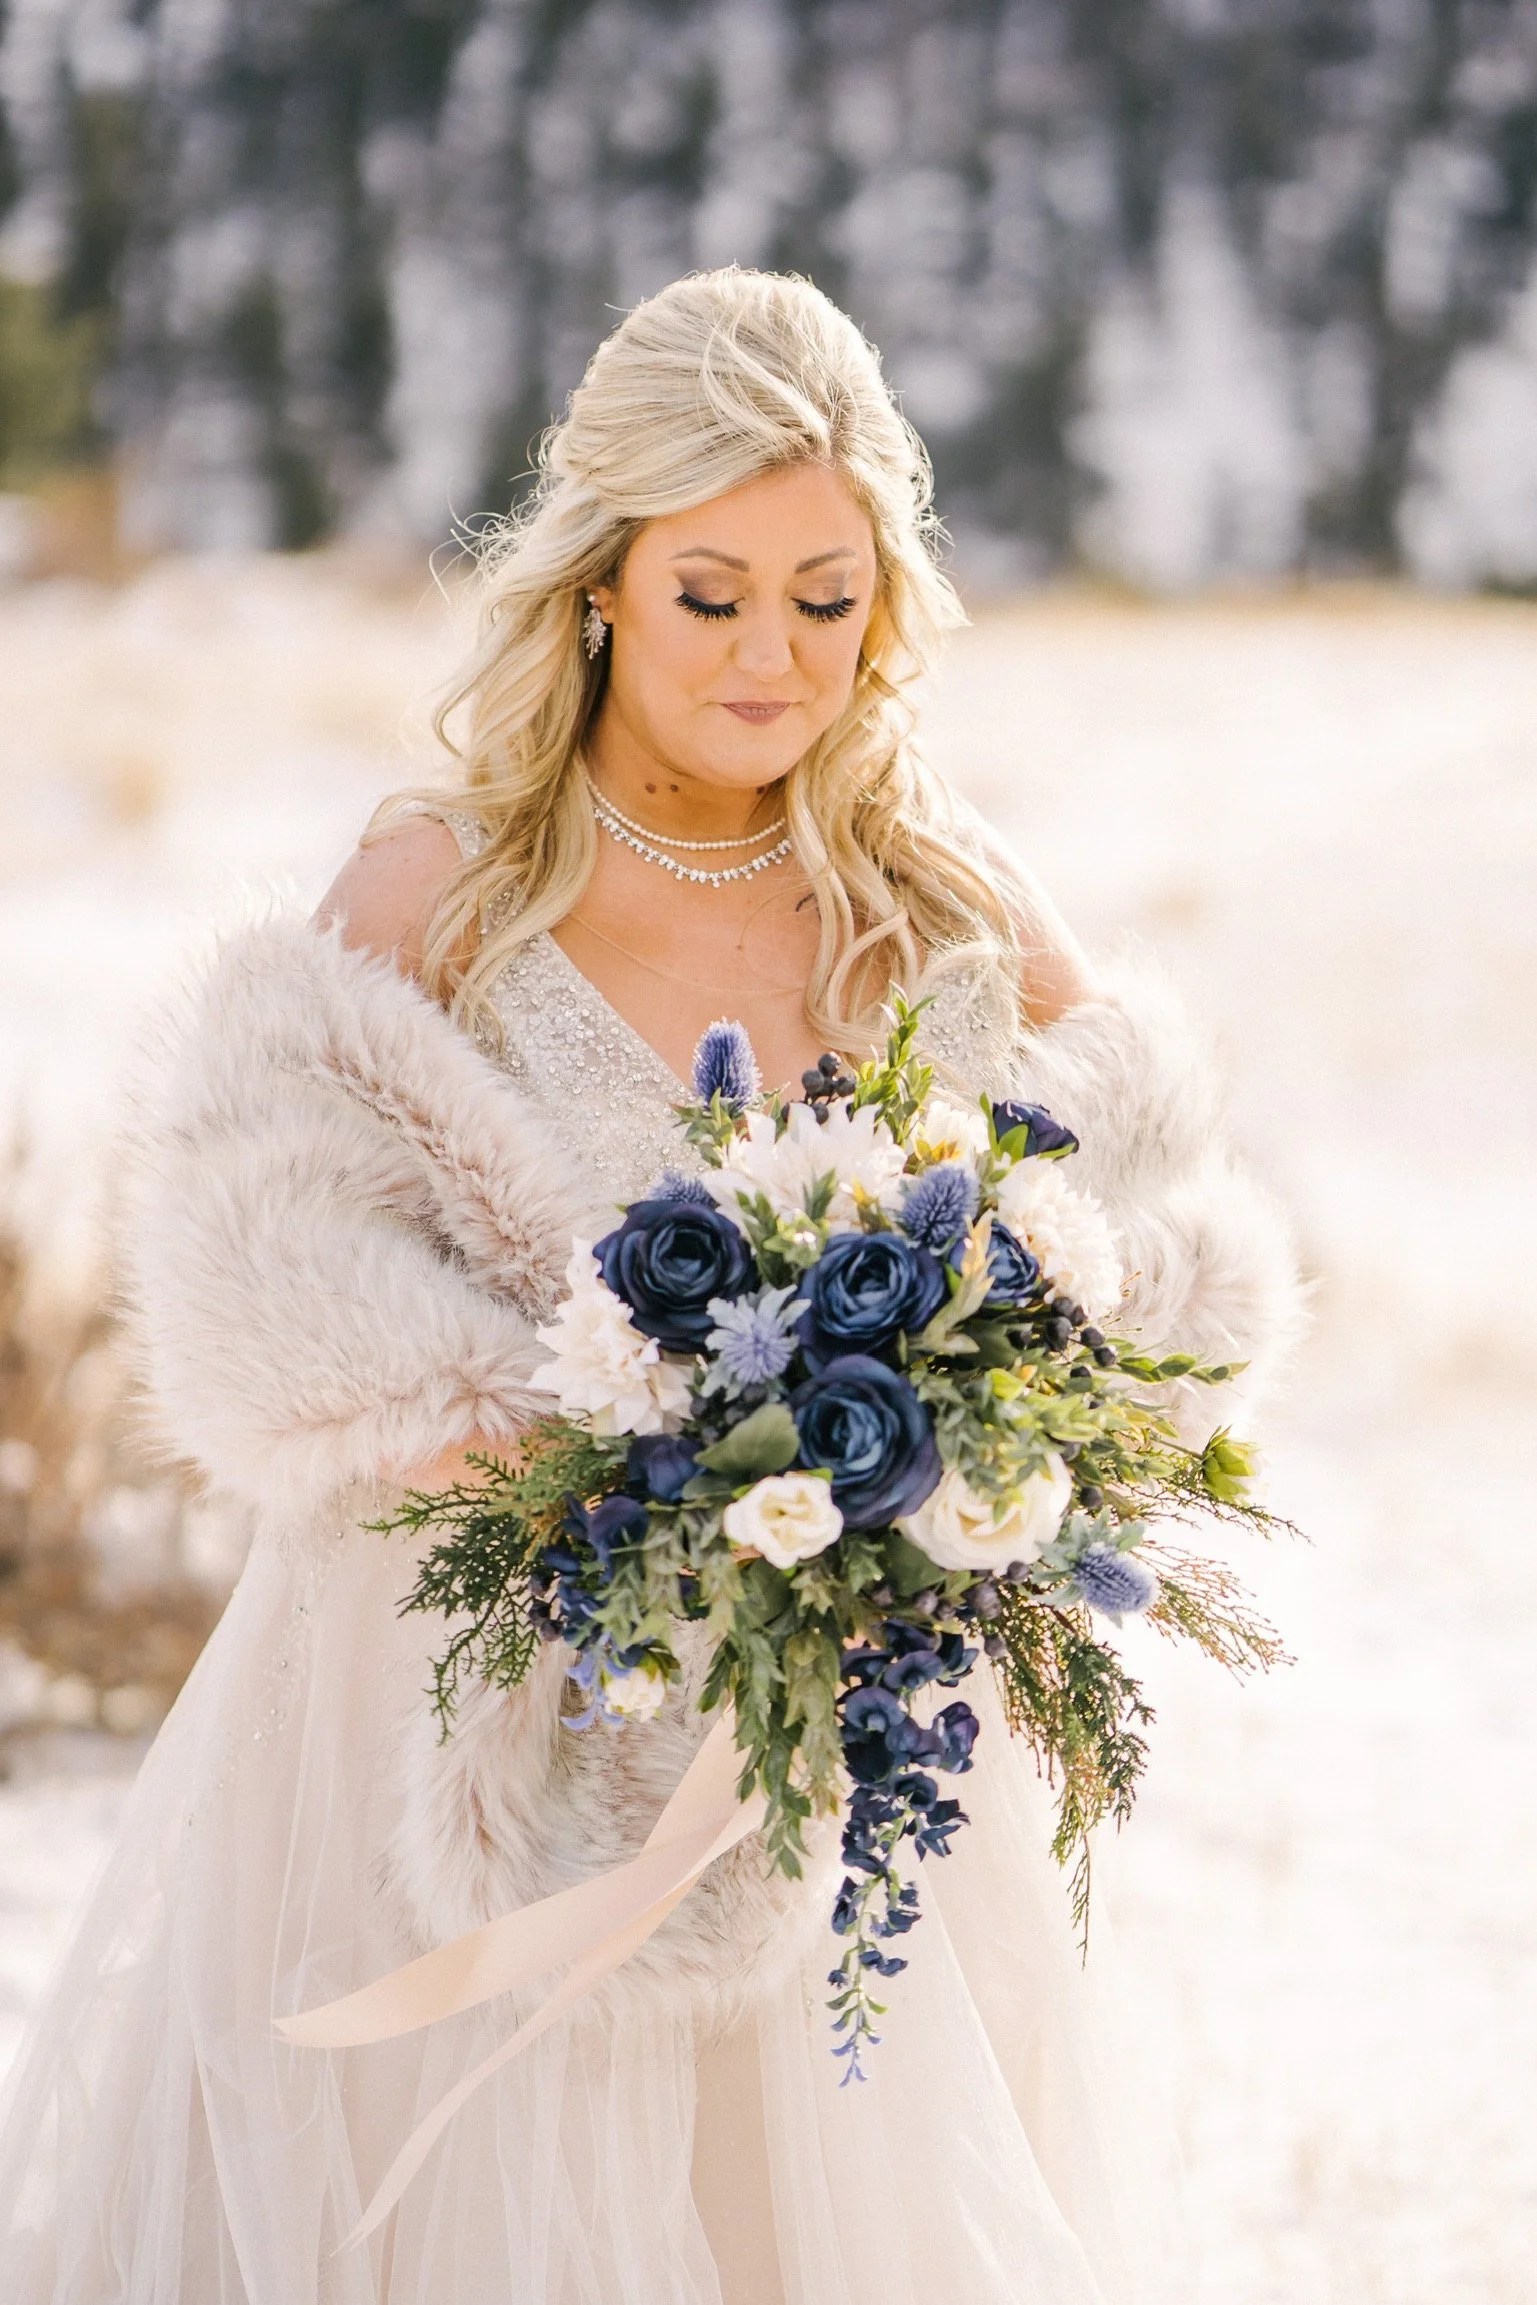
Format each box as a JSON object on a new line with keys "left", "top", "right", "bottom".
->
{"left": 412, "top": 801, "right": 1018, "bottom": 1230}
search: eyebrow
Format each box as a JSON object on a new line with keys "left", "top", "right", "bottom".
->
{"left": 668, "top": 546, "right": 859, "bottom": 574}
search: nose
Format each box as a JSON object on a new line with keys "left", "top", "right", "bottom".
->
{"left": 730, "top": 603, "right": 795, "bottom": 682}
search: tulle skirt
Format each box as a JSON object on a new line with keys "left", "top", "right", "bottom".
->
{"left": 0, "top": 1500, "right": 1185, "bottom": 2303}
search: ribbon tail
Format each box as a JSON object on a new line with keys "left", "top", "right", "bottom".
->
{"left": 335, "top": 1778, "right": 767, "bottom": 2252}
{"left": 277, "top": 1710, "right": 756, "bottom": 2049}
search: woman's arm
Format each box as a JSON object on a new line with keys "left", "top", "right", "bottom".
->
{"left": 117, "top": 808, "right": 573, "bottom": 1529}
{"left": 1012, "top": 883, "right": 1101, "bottom": 1031}
{"left": 312, "top": 811, "right": 469, "bottom": 977}
{"left": 1017, "top": 920, "right": 1099, "bottom": 1029}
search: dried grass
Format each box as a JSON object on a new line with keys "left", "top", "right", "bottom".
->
{"left": 0, "top": 1140, "right": 222, "bottom": 1741}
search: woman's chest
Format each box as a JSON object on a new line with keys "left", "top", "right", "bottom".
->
{"left": 550, "top": 854, "right": 830, "bottom": 1099}
{"left": 478, "top": 931, "right": 1019, "bottom": 1228}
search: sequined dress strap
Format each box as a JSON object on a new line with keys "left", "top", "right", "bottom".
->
{"left": 402, "top": 799, "right": 493, "bottom": 864}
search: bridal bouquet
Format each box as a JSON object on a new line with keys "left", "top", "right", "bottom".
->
{"left": 381, "top": 999, "right": 1288, "bottom": 2076}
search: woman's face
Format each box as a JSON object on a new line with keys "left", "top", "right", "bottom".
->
{"left": 588, "top": 461, "right": 878, "bottom": 793}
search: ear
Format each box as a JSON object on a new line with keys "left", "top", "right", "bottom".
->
{"left": 589, "top": 579, "right": 618, "bottom": 622}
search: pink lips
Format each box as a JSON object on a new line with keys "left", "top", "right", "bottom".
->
{"left": 721, "top": 701, "right": 791, "bottom": 724}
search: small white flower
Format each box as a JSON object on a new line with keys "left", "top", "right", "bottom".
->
{"left": 723, "top": 1472, "right": 844, "bottom": 1571}
{"left": 994, "top": 1160, "right": 1123, "bottom": 1320}
{"left": 900, "top": 1457, "right": 1074, "bottom": 1574}
{"left": 531, "top": 1239, "right": 692, "bottom": 1436}
{"left": 912, "top": 1093, "right": 991, "bottom": 1164}
{"left": 599, "top": 1659, "right": 669, "bottom": 1721}
{"left": 706, "top": 1101, "right": 907, "bottom": 1227}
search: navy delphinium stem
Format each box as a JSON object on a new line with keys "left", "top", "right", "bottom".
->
{"left": 826, "top": 1620, "right": 980, "bottom": 2080}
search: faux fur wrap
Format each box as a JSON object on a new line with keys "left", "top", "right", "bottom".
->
{"left": 116, "top": 910, "right": 1304, "bottom": 2018}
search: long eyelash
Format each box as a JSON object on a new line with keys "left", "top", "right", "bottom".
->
{"left": 677, "top": 590, "right": 737, "bottom": 620}
{"left": 796, "top": 595, "right": 857, "bottom": 622}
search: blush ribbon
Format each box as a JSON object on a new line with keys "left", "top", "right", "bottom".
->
{"left": 273, "top": 1708, "right": 766, "bottom": 2250}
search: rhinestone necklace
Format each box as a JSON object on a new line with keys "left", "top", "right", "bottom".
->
{"left": 585, "top": 776, "right": 787, "bottom": 851}
{"left": 589, "top": 786, "right": 793, "bottom": 887}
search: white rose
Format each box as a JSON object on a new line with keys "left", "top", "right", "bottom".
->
{"left": 599, "top": 1659, "right": 668, "bottom": 1722}
{"left": 900, "top": 1457, "right": 1073, "bottom": 1574}
{"left": 706, "top": 1101, "right": 906, "bottom": 1227}
{"left": 530, "top": 1239, "right": 692, "bottom": 1436}
{"left": 993, "top": 1160, "right": 1123, "bottom": 1321}
{"left": 723, "top": 1472, "right": 844, "bottom": 1571}
{"left": 913, "top": 1094, "right": 991, "bottom": 1163}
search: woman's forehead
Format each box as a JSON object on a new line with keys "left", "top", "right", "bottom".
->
{"left": 635, "top": 464, "right": 875, "bottom": 568}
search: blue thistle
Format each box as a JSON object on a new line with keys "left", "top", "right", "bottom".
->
{"left": 647, "top": 1167, "right": 714, "bottom": 1205}
{"left": 899, "top": 1162, "right": 979, "bottom": 1252}
{"left": 705, "top": 1284, "right": 801, "bottom": 1391}
{"left": 1069, "top": 1542, "right": 1159, "bottom": 1622}
{"left": 691, "top": 1019, "right": 761, "bottom": 1112}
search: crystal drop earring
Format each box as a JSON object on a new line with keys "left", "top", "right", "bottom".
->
{"left": 582, "top": 596, "right": 608, "bottom": 659}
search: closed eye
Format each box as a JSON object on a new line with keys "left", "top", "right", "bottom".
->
{"left": 676, "top": 589, "right": 859, "bottom": 624}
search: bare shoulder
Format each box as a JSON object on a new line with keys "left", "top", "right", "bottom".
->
{"left": 311, "top": 812, "right": 470, "bottom": 985}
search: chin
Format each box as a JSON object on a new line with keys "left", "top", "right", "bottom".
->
{"left": 688, "top": 724, "right": 815, "bottom": 787}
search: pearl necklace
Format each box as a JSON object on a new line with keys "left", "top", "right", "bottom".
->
{"left": 589, "top": 785, "right": 793, "bottom": 887}
{"left": 585, "top": 777, "right": 786, "bottom": 850}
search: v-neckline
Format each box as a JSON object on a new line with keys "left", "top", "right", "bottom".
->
{"left": 536, "top": 929, "right": 697, "bottom": 1100}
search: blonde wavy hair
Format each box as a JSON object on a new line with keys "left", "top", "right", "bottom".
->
{"left": 373, "top": 265, "right": 1027, "bottom": 1053}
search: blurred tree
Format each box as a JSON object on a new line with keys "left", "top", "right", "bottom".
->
{"left": 0, "top": 279, "right": 101, "bottom": 485}
{"left": 3, "top": 0, "right": 1537, "bottom": 586}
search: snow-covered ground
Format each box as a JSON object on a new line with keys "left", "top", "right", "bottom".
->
{"left": 1, "top": 562, "right": 1533, "bottom": 2299}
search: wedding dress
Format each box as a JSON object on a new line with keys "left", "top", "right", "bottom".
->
{"left": 0, "top": 804, "right": 1301, "bottom": 2303}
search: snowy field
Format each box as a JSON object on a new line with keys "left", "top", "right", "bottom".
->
{"left": 1, "top": 560, "right": 1533, "bottom": 2300}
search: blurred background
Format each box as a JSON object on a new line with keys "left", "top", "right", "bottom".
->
{"left": 0, "top": 5, "right": 1533, "bottom": 2300}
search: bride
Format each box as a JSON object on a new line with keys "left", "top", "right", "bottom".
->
{"left": 0, "top": 268, "right": 1299, "bottom": 2303}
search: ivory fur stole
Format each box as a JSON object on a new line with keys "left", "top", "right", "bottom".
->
{"left": 115, "top": 909, "right": 1305, "bottom": 2019}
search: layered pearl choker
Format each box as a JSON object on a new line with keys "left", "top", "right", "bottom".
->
{"left": 586, "top": 778, "right": 793, "bottom": 887}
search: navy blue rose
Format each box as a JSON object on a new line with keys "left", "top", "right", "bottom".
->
{"left": 798, "top": 1230, "right": 948, "bottom": 1368}
{"left": 790, "top": 1353, "right": 942, "bottom": 1529}
{"left": 594, "top": 1197, "right": 755, "bottom": 1351}
{"left": 952, "top": 1219, "right": 1041, "bottom": 1312}
{"left": 626, "top": 1432, "right": 699, "bottom": 1502}
{"left": 991, "top": 1099, "right": 1079, "bottom": 1158}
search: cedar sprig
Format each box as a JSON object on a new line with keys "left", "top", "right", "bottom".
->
{"left": 991, "top": 1592, "right": 1154, "bottom": 1948}
{"left": 1141, "top": 1541, "right": 1292, "bottom": 1676}
{"left": 369, "top": 1420, "right": 627, "bottom": 1730}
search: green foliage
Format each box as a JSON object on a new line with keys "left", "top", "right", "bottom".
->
{"left": 673, "top": 1087, "right": 741, "bottom": 1160}
{"left": 701, "top": 1536, "right": 891, "bottom": 1874}
{"left": 1199, "top": 1427, "right": 1259, "bottom": 1503}
{"left": 849, "top": 992, "right": 935, "bottom": 1143}
{"left": 370, "top": 1420, "right": 626, "bottom": 1729}
{"left": 781, "top": 1621, "right": 844, "bottom": 1802}
{"left": 694, "top": 1401, "right": 800, "bottom": 1481}
{"left": 1111, "top": 1345, "right": 1248, "bottom": 1386}
{"left": 991, "top": 1595, "right": 1154, "bottom": 1946}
